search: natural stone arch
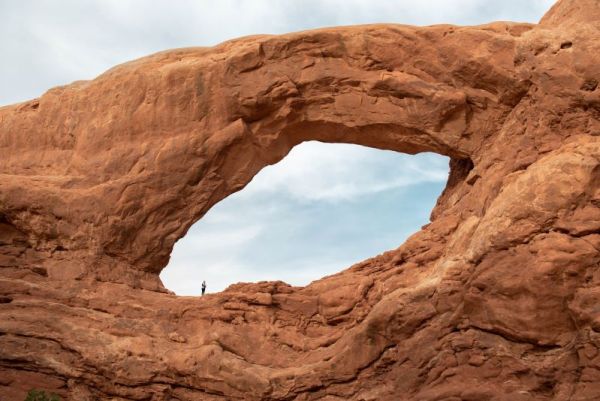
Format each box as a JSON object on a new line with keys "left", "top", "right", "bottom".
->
{"left": 0, "top": 0, "right": 599, "bottom": 399}
{"left": 0, "top": 18, "right": 525, "bottom": 284}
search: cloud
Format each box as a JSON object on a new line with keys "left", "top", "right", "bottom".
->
{"left": 0, "top": 0, "right": 555, "bottom": 105}
{"left": 174, "top": 224, "right": 263, "bottom": 252}
{"left": 240, "top": 142, "right": 448, "bottom": 202}
{"left": 161, "top": 142, "right": 449, "bottom": 294}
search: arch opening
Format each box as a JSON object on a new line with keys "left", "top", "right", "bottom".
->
{"left": 160, "top": 141, "right": 450, "bottom": 295}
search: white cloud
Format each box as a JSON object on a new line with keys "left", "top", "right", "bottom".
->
{"left": 161, "top": 142, "right": 448, "bottom": 295}
{"left": 162, "top": 224, "right": 263, "bottom": 294}
{"left": 175, "top": 224, "right": 262, "bottom": 253}
{"left": 0, "top": 0, "right": 555, "bottom": 105}
{"left": 240, "top": 142, "right": 448, "bottom": 202}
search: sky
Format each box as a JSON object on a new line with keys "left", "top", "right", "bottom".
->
{"left": 0, "top": 0, "right": 556, "bottom": 294}
{"left": 167, "top": 144, "right": 449, "bottom": 294}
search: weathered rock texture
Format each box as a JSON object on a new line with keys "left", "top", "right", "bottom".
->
{"left": 1, "top": 0, "right": 599, "bottom": 399}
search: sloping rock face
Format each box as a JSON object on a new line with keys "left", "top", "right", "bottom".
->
{"left": 1, "top": 0, "right": 599, "bottom": 399}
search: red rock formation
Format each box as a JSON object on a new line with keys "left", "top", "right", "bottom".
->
{"left": 1, "top": 0, "right": 599, "bottom": 399}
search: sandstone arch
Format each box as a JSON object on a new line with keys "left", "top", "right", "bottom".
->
{"left": 1, "top": 0, "right": 599, "bottom": 399}
{"left": 0, "top": 13, "right": 523, "bottom": 283}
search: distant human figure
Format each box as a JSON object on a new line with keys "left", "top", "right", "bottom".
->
{"left": 201, "top": 280, "right": 206, "bottom": 296}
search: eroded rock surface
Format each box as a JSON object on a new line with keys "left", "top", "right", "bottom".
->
{"left": 1, "top": 0, "right": 599, "bottom": 399}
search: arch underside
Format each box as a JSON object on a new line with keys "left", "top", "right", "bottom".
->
{"left": 1, "top": 0, "right": 600, "bottom": 399}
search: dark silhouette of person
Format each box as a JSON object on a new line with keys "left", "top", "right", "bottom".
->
{"left": 201, "top": 280, "right": 206, "bottom": 296}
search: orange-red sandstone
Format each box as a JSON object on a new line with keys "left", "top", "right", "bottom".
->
{"left": 0, "top": 0, "right": 599, "bottom": 399}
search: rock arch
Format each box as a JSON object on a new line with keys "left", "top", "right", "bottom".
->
{"left": 1, "top": 0, "right": 599, "bottom": 399}
{"left": 0, "top": 16, "right": 521, "bottom": 284}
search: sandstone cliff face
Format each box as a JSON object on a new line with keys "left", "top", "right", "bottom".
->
{"left": 1, "top": 0, "right": 599, "bottom": 399}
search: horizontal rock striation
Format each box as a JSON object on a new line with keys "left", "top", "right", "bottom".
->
{"left": 0, "top": 0, "right": 599, "bottom": 399}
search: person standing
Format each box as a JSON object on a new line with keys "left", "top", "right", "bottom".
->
{"left": 201, "top": 280, "right": 206, "bottom": 296}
